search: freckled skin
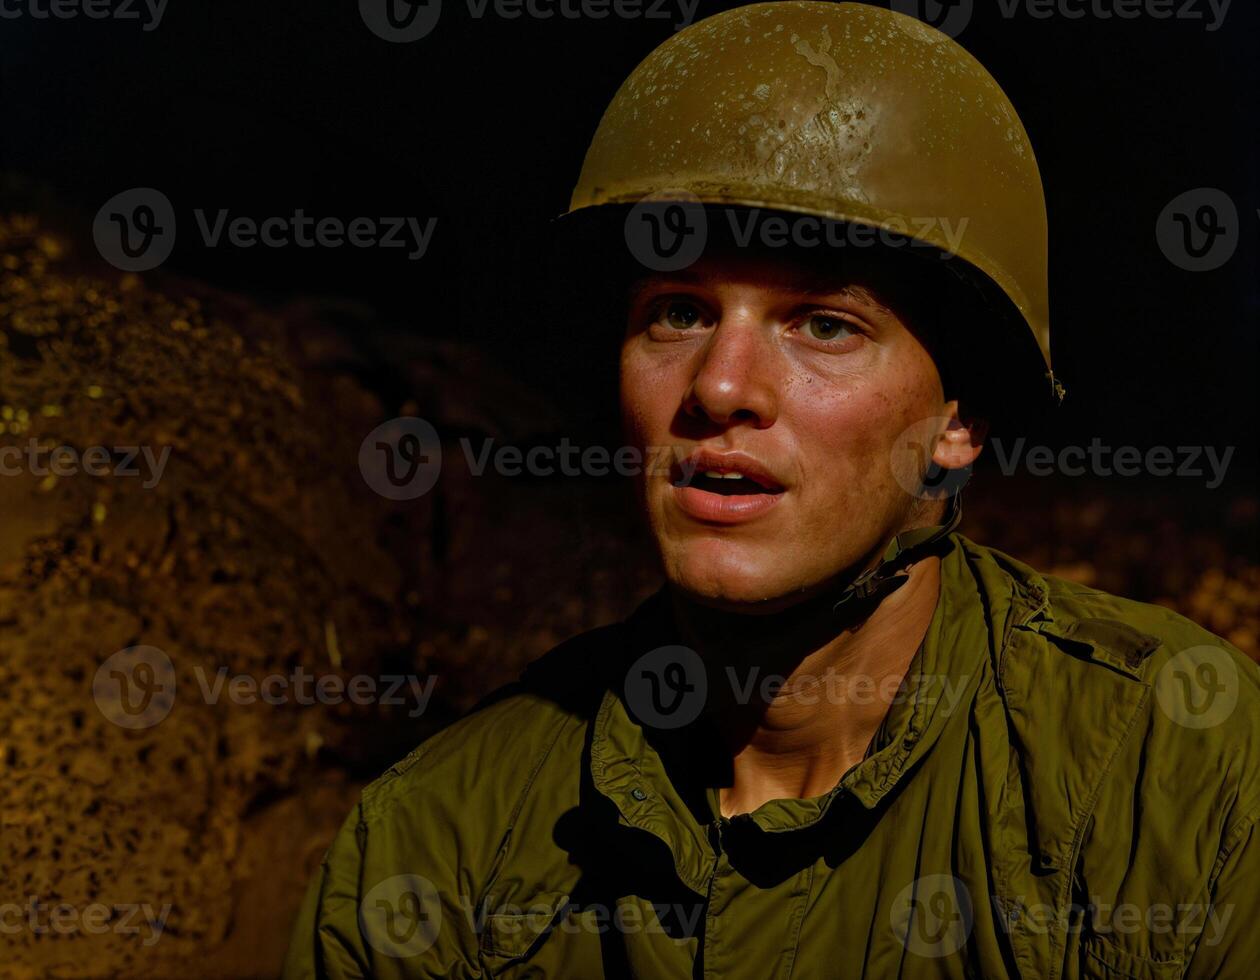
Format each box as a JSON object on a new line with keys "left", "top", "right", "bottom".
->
{"left": 620, "top": 250, "right": 958, "bottom": 612}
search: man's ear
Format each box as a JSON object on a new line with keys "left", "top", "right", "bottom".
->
{"left": 933, "top": 400, "right": 988, "bottom": 471}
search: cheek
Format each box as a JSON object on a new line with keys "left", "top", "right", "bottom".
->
{"left": 619, "top": 345, "right": 685, "bottom": 444}
{"left": 790, "top": 384, "right": 887, "bottom": 484}
{"left": 784, "top": 353, "right": 943, "bottom": 493}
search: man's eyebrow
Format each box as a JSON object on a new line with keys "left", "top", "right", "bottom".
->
{"left": 787, "top": 274, "right": 889, "bottom": 310}
{"left": 791, "top": 273, "right": 859, "bottom": 296}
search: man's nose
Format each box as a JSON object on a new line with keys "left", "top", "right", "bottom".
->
{"left": 682, "top": 319, "right": 779, "bottom": 428}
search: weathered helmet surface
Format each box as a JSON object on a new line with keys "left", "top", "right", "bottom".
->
{"left": 568, "top": 1, "right": 1055, "bottom": 389}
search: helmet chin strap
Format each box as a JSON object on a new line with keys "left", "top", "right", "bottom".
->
{"left": 833, "top": 492, "right": 964, "bottom": 610}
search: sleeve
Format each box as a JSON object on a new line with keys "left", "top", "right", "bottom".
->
{"left": 280, "top": 790, "right": 487, "bottom": 980}
{"left": 1183, "top": 814, "right": 1260, "bottom": 979}
{"left": 281, "top": 804, "right": 373, "bottom": 979}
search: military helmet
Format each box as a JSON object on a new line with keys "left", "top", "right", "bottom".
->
{"left": 560, "top": 0, "right": 1063, "bottom": 418}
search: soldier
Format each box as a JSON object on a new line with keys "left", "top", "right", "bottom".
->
{"left": 284, "top": 3, "right": 1257, "bottom": 977}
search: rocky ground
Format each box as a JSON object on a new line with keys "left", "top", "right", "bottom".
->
{"left": 0, "top": 212, "right": 1255, "bottom": 978}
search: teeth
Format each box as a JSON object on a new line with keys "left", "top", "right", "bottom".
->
{"left": 702, "top": 469, "right": 746, "bottom": 480}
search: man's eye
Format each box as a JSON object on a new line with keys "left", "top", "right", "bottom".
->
{"left": 658, "top": 301, "right": 703, "bottom": 331}
{"left": 800, "top": 314, "right": 856, "bottom": 342}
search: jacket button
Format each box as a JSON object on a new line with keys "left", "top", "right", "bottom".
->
{"left": 630, "top": 787, "right": 648, "bottom": 801}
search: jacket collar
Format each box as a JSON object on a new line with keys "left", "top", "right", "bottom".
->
{"left": 589, "top": 536, "right": 1160, "bottom": 888}
{"left": 588, "top": 537, "right": 990, "bottom": 888}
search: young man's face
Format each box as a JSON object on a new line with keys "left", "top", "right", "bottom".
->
{"left": 620, "top": 246, "right": 979, "bottom": 611}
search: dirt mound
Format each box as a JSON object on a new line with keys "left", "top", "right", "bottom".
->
{"left": 1, "top": 211, "right": 1254, "bottom": 977}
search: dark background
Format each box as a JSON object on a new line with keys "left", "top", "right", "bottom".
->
{"left": 2, "top": 3, "right": 1257, "bottom": 975}
{"left": 2, "top": 0, "right": 1257, "bottom": 472}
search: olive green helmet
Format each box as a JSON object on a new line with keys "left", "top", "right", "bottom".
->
{"left": 562, "top": 0, "right": 1063, "bottom": 415}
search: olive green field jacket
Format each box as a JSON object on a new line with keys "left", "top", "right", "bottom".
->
{"left": 283, "top": 535, "right": 1259, "bottom": 979}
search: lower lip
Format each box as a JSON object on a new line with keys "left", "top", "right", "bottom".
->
{"left": 671, "top": 484, "right": 784, "bottom": 524}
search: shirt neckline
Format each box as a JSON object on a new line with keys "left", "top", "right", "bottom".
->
{"left": 590, "top": 535, "right": 990, "bottom": 852}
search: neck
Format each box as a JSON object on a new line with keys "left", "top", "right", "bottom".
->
{"left": 669, "top": 556, "right": 942, "bottom": 817}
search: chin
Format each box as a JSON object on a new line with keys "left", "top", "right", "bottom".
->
{"left": 662, "top": 543, "right": 820, "bottom": 613}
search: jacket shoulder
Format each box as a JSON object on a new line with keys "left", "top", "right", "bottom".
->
{"left": 285, "top": 626, "right": 624, "bottom": 978}
{"left": 959, "top": 533, "right": 1253, "bottom": 675}
{"left": 360, "top": 622, "right": 620, "bottom": 828}
{"left": 962, "top": 535, "right": 1260, "bottom": 834}
{"left": 1040, "top": 571, "right": 1258, "bottom": 718}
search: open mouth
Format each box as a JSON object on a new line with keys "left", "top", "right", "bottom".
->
{"left": 669, "top": 454, "right": 787, "bottom": 524}
{"left": 670, "top": 453, "right": 786, "bottom": 524}
{"left": 674, "top": 468, "right": 785, "bottom": 497}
